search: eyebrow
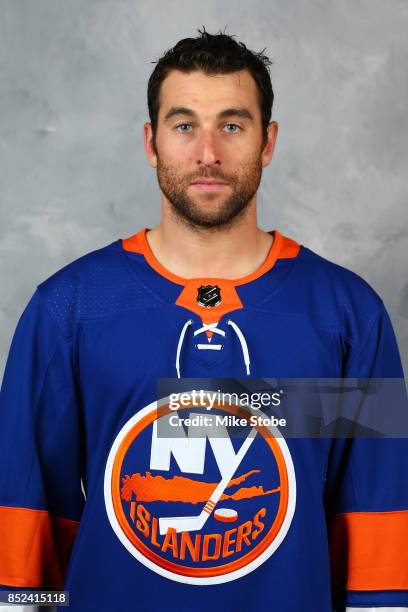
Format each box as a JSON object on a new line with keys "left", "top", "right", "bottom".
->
{"left": 163, "top": 106, "right": 254, "bottom": 123}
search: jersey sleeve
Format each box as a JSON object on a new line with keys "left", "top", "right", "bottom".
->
{"left": 0, "top": 289, "right": 85, "bottom": 590}
{"left": 326, "top": 300, "right": 408, "bottom": 611}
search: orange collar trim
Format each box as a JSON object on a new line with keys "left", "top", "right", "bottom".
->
{"left": 122, "top": 227, "right": 300, "bottom": 287}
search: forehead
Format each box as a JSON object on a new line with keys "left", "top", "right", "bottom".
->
{"left": 158, "top": 69, "right": 260, "bottom": 119}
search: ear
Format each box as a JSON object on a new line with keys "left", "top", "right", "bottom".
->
{"left": 261, "top": 121, "right": 279, "bottom": 167}
{"left": 144, "top": 122, "right": 158, "bottom": 168}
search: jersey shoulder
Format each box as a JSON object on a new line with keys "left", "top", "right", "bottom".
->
{"left": 299, "top": 244, "right": 383, "bottom": 304}
{"left": 36, "top": 239, "right": 148, "bottom": 337}
{"left": 293, "top": 244, "right": 385, "bottom": 344}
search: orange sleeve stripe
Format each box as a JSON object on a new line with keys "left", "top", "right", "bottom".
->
{"left": 330, "top": 509, "right": 408, "bottom": 591}
{"left": 0, "top": 505, "right": 80, "bottom": 588}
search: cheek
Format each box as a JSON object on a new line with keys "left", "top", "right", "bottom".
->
{"left": 223, "top": 138, "right": 258, "bottom": 159}
{"left": 159, "top": 141, "right": 194, "bottom": 166}
{"left": 225, "top": 154, "right": 259, "bottom": 179}
{"left": 156, "top": 130, "right": 188, "bottom": 153}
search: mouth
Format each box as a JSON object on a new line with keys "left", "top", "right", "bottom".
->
{"left": 190, "top": 181, "right": 228, "bottom": 192}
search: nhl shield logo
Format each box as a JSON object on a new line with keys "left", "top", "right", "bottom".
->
{"left": 104, "top": 395, "right": 296, "bottom": 585}
{"left": 197, "top": 285, "right": 222, "bottom": 308}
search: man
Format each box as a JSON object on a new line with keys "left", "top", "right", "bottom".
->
{"left": 0, "top": 27, "right": 407, "bottom": 612}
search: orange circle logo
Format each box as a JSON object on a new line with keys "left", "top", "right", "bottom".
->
{"left": 104, "top": 394, "right": 296, "bottom": 584}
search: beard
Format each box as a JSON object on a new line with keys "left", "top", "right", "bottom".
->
{"left": 155, "top": 150, "right": 263, "bottom": 231}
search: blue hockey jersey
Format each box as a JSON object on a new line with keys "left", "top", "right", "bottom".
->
{"left": 0, "top": 228, "right": 407, "bottom": 612}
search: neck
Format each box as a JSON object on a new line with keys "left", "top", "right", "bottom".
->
{"left": 145, "top": 200, "right": 274, "bottom": 280}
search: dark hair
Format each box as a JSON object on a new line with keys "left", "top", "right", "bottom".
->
{"left": 147, "top": 26, "right": 274, "bottom": 146}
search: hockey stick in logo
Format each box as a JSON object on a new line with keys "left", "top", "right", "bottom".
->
{"left": 158, "top": 427, "right": 258, "bottom": 535}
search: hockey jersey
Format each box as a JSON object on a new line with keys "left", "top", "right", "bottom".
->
{"left": 0, "top": 227, "right": 407, "bottom": 612}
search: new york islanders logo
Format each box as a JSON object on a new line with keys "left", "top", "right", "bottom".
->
{"left": 104, "top": 395, "right": 296, "bottom": 585}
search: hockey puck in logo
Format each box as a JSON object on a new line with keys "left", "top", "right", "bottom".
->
{"left": 214, "top": 508, "right": 238, "bottom": 522}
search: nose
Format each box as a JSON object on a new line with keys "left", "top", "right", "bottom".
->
{"left": 196, "top": 130, "right": 220, "bottom": 166}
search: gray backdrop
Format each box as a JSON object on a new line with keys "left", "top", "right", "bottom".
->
{"left": 1, "top": 0, "right": 407, "bottom": 380}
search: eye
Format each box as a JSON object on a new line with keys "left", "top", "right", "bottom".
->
{"left": 176, "top": 123, "right": 193, "bottom": 133}
{"left": 224, "top": 123, "right": 241, "bottom": 133}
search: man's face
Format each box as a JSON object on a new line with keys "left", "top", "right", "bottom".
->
{"left": 145, "top": 69, "right": 278, "bottom": 230}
